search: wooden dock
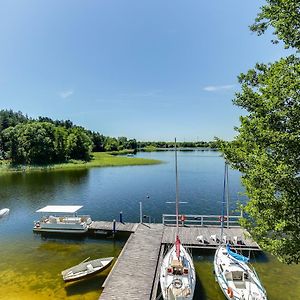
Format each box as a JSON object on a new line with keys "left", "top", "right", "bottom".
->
{"left": 162, "top": 225, "right": 260, "bottom": 251}
{"left": 99, "top": 223, "right": 164, "bottom": 300}
{"left": 89, "top": 221, "right": 139, "bottom": 233}
{"left": 88, "top": 216, "right": 261, "bottom": 300}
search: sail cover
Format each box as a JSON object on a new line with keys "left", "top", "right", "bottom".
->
{"left": 176, "top": 235, "right": 181, "bottom": 258}
{"left": 226, "top": 244, "right": 249, "bottom": 263}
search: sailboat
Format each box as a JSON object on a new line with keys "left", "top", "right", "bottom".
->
{"left": 214, "top": 163, "right": 267, "bottom": 300}
{"left": 160, "top": 139, "right": 196, "bottom": 300}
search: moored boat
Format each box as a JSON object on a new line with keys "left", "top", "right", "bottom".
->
{"left": 214, "top": 244, "right": 267, "bottom": 300}
{"left": 0, "top": 208, "right": 9, "bottom": 218}
{"left": 62, "top": 257, "right": 114, "bottom": 282}
{"left": 214, "top": 163, "right": 267, "bottom": 300}
{"left": 33, "top": 205, "right": 92, "bottom": 234}
{"left": 160, "top": 236, "right": 196, "bottom": 299}
{"left": 160, "top": 139, "right": 196, "bottom": 299}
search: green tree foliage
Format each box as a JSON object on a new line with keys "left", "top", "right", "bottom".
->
{"left": 104, "top": 137, "right": 119, "bottom": 151}
{"left": 250, "top": 0, "right": 300, "bottom": 49}
{"left": 219, "top": 55, "right": 300, "bottom": 263}
{"left": 0, "top": 109, "right": 28, "bottom": 132}
{"left": 3, "top": 122, "right": 56, "bottom": 164}
{"left": 66, "top": 127, "right": 93, "bottom": 161}
{"left": 137, "top": 140, "right": 216, "bottom": 149}
{"left": 2, "top": 122, "right": 93, "bottom": 164}
{"left": 89, "top": 131, "right": 105, "bottom": 152}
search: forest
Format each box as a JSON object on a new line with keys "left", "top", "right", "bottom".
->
{"left": 0, "top": 109, "right": 215, "bottom": 165}
{"left": 0, "top": 109, "right": 137, "bottom": 164}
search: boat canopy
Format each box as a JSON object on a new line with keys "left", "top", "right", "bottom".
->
{"left": 226, "top": 244, "right": 249, "bottom": 263}
{"left": 36, "top": 205, "right": 83, "bottom": 213}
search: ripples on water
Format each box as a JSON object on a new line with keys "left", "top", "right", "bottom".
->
{"left": 0, "top": 151, "right": 299, "bottom": 299}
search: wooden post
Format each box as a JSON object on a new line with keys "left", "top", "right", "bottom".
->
{"left": 119, "top": 211, "right": 123, "bottom": 223}
{"left": 112, "top": 219, "right": 116, "bottom": 238}
{"left": 139, "top": 202, "right": 142, "bottom": 223}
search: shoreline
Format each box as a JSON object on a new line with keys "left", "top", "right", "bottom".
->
{"left": 0, "top": 152, "right": 162, "bottom": 174}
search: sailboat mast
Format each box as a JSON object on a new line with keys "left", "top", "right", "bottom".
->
{"left": 175, "top": 138, "right": 179, "bottom": 233}
{"left": 220, "top": 162, "right": 227, "bottom": 244}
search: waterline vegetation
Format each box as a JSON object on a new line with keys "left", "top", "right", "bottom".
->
{"left": 0, "top": 152, "right": 161, "bottom": 174}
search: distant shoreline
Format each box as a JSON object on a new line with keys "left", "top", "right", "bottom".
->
{"left": 0, "top": 152, "right": 162, "bottom": 174}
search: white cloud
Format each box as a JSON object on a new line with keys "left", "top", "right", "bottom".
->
{"left": 203, "top": 85, "right": 235, "bottom": 92}
{"left": 59, "top": 89, "right": 74, "bottom": 99}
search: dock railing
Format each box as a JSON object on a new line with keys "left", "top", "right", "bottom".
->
{"left": 162, "top": 214, "right": 242, "bottom": 228}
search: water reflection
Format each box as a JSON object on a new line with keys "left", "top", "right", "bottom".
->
{"left": 0, "top": 151, "right": 299, "bottom": 300}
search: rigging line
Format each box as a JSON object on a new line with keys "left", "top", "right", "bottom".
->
{"left": 220, "top": 162, "right": 227, "bottom": 244}
{"left": 175, "top": 137, "right": 179, "bottom": 237}
{"left": 226, "top": 161, "right": 230, "bottom": 228}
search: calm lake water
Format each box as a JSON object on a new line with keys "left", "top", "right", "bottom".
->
{"left": 0, "top": 151, "right": 299, "bottom": 300}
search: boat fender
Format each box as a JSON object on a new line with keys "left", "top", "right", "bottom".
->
{"left": 35, "top": 221, "right": 40, "bottom": 228}
{"left": 172, "top": 278, "right": 183, "bottom": 289}
{"left": 227, "top": 287, "right": 233, "bottom": 298}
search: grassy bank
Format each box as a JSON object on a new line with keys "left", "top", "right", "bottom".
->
{"left": 0, "top": 152, "right": 162, "bottom": 174}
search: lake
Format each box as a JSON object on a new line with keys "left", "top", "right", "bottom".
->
{"left": 0, "top": 151, "right": 299, "bottom": 300}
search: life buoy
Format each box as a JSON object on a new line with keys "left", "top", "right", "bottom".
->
{"left": 219, "top": 216, "right": 227, "bottom": 222}
{"left": 227, "top": 287, "right": 233, "bottom": 298}
{"left": 180, "top": 215, "right": 186, "bottom": 222}
{"left": 172, "top": 278, "right": 183, "bottom": 289}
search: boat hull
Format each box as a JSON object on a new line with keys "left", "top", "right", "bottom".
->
{"left": 62, "top": 257, "right": 114, "bottom": 282}
{"left": 0, "top": 208, "right": 10, "bottom": 218}
{"left": 33, "top": 227, "right": 88, "bottom": 234}
{"left": 160, "top": 244, "right": 196, "bottom": 300}
{"left": 214, "top": 245, "right": 267, "bottom": 300}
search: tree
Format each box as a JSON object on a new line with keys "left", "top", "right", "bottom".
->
{"left": 66, "top": 127, "right": 93, "bottom": 161}
{"left": 104, "top": 137, "right": 119, "bottom": 151}
{"left": 250, "top": 0, "right": 300, "bottom": 50}
{"left": 219, "top": 55, "right": 300, "bottom": 263}
{"left": 0, "top": 109, "right": 28, "bottom": 132}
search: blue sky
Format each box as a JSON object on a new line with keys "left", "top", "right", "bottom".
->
{"left": 0, "top": 0, "right": 289, "bottom": 141}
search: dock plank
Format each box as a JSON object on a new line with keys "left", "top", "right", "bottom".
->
{"left": 89, "top": 221, "right": 138, "bottom": 233}
{"left": 162, "top": 226, "right": 260, "bottom": 250}
{"left": 99, "top": 224, "right": 164, "bottom": 300}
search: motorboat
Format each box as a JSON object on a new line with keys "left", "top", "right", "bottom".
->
{"left": 62, "top": 256, "right": 114, "bottom": 282}
{"left": 0, "top": 208, "right": 9, "bottom": 218}
{"left": 214, "top": 244, "right": 267, "bottom": 300}
{"left": 160, "top": 139, "right": 196, "bottom": 299}
{"left": 33, "top": 205, "right": 92, "bottom": 234}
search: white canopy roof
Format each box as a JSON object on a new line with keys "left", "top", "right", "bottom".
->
{"left": 36, "top": 205, "right": 83, "bottom": 213}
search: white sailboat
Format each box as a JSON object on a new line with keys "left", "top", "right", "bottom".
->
{"left": 160, "top": 139, "right": 196, "bottom": 300}
{"left": 214, "top": 163, "right": 267, "bottom": 300}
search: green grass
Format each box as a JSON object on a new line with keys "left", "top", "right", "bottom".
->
{"left": 0, "top": 152, "right": 162, "bottom": 174}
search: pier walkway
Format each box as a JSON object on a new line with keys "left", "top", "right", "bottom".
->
{"left": 99, "top": 223, "right": 164, "bottom": 300}
{"left": 92, "top": 215, "right": 261, "bottom": 300}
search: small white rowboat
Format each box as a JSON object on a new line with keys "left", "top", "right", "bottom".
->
{"left": 0, "top": 208, "right": 10, "bottom": 218}
{"left": 61, "top": 257, "right": 114, "bottom": 282}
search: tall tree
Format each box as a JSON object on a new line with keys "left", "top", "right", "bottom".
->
{"left": 219, "top": 56, "right": 300, "bottom": 263}
{"left": 250, "top": 0, "right": 300, "bottom": 50}
{"left": 66, "top": 127, "right": 93, "bottom": 161}
{"left": 219, "top": 1, "right": 300, "bottom": 263}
